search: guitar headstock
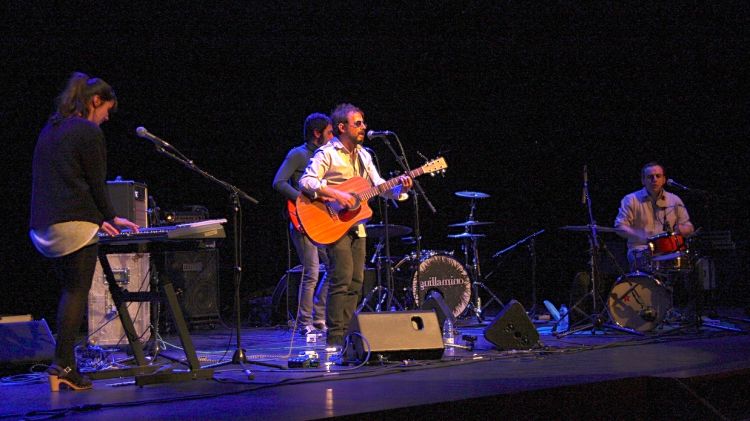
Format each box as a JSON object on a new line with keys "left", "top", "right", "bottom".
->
{"left": 421, "top": 157, "right": 448, "bottom": 176}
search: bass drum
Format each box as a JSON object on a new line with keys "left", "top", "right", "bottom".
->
{"left": 607, "top": 272, "right": 672, "bottom": 332}
{"left": 411, "top": 255, "right": 472, "bottom": 319}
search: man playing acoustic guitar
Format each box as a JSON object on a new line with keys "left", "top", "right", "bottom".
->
{"left": 299, "top": 103, "right": 412, "bottom": 349}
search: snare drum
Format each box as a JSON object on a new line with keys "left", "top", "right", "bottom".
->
{"left": 648, "top": 232, "right": 691, "bottom": 273}
{"left": 410, "top": 255, "right": 472, "bottom": 318}
{"left": 649, "top": 232, "right": 687, "bottom": 255}
{"left": 607, "top": 272, "right": 672, "bottom": 332}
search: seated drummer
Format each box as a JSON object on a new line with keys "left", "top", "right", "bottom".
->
{"left": 614, "top": 162, "right": 694, "bottom": 271}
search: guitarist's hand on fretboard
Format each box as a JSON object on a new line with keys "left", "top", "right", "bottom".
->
{"left": 399, "top": 175, "right": 413, "bottom": 192}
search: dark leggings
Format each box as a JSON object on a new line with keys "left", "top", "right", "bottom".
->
{"left": 50, "top": 244, "right": 98, "bottom": 368}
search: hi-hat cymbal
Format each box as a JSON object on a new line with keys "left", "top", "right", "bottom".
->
{"left": 559, "top": 225, "right": 618, "bottom": 233}
{"left": 365, "top": 224, "right": 413, "bottom": 239}
{"left": 448, "top": 220, "right": 495, "bottom": 228}
{"left": 448, "top": 232, "right": 487, "bottom": 239}
{"left": 455, "top": 191, "right": 490, "bottom": 199}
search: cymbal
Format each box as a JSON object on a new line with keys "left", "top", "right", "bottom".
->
{"left": 559, "top": 225, "right": 618, "bottom": 233}
{"left": 455, "top": 191, "right": 490, "bottom": 199}
{"left": 448, "top": 220, "right": 494, "bottom": 228}
{"left": 448, "top": 232, "right": 487, "bottom": 239}
{"left": 365, "top": 224, "right": 413, "bottom": 238}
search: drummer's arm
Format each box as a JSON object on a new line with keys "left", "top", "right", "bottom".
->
{"left": 615, "top": 224, "right": 646, "bottom": 243}
{"left": 674, "top": 221, "right": 694, "bottom": 236}
{"left": 614, "top": 197, "right": 647, "bottom": 243}
{"left": 673, "top": 202, "right": 694, "bottom": 236}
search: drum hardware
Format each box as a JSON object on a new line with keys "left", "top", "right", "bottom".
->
{"left": 409, "top": 254, "right": 472, "bottom": 319}
{"left": 487, "top": 229, "right": 546, "bottom": 316}
{"left": 449, "top": 190, "right": 503, "bottom": 322}
{"left": 560, "top": 224, "right": 618, "bottom": 233}
{"left": 447, "top": 232, "right": 486, "bottom": 239}
{"left": 448, "top": 220, "right": 495, "bottom": 228}
{"left": 455, "top": 190, "right": 490, "bottom": 199}
{"left": 607, "top": 272, "right": 672, "bottom": 332}
{"left": 647, "top": 232, "right": 692, "bottom": 273}
{"left": 358, "top": 236, "right": 406, "bottom": 313}
{"left": 365, "top": 223, "right": 413, "bottom": 240}
{"left": 557, "top": 165, "right": 640, "bottom": 338}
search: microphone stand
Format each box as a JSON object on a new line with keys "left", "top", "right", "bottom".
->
{"left": 142, "top": 134, "right": 281, "bottom": 375}
{"left": 557, "top": 166, "right": 640, "bottom": 338}
{"left": 488, "top": 229, "right": 545, "bottom": 315}
{"left": 378, "top": 133, "right": 437, "bottom": 311}
{"left": 358, "top": 148, "right": 401, "bottom": 312}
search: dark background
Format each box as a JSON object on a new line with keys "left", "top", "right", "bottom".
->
{"left": 3, "top": 4, "right": 749, "bottom": 327}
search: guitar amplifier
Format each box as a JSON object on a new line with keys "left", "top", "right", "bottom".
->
{"left": 107, "top": 179, "right": 148, "bottom": 227}
{"left": 88, "top": 253, "right": 151, "bottom": 346}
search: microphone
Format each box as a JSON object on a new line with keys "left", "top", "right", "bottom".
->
{"left": 136, "top": 126, "right": 171, "bottom": 147}
{"left": 366, "top": 130, "right": 393, "bottom": 140}
{"left": 666, "top": 178, "right": 690, "bottom": 191}
{"left": 639, "top": 308, "right": 657, "bottom": 322}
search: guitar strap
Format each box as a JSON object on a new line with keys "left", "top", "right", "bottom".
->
{"left": 353, "top": 148, "right": 368, "bottom": 238}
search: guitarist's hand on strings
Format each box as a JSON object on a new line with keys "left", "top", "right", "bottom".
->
{"left": 321, "top": 186, "right": 358, "bottom": 209}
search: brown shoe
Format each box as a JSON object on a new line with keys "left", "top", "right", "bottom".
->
{"left": 47, "top": 365, "right": 92, "bottom": 392}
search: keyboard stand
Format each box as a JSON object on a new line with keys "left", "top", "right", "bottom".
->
{"left": 87, "top": 250, "right": 214, "bottom": 385}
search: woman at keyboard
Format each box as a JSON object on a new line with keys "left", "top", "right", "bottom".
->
{"left": 29, "top": 72, "right": 139, "bottom": 391}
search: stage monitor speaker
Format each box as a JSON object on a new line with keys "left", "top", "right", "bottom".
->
{"left": 107, "top": 179, "right": 148, "bottom": 227}
{"left": 0, "top": 319, "right": 55, "bottom": 365}
{"left": 484, "top": 300, "right": 541, "bottom": 350}
{"left": 88, "top": 253, "right": 151, "bottom": 346}
{"left": 161, "top": 249, "right": 220, "bottom": 327}
{"left": 346, "top": 310, "right": 444, "bottom": 363}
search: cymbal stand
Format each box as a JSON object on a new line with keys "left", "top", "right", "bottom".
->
{"left": 460, "top": 197, "right": 503, "bottom": 322}
{"left": 557, "top": 166, "right": 640, "bottom": 337}
{"left": 357, "top": 238, "right": 403, "bottom": 313}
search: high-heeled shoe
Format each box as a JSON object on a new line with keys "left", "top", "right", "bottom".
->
{"left": 47, "top": 364, "right": 92, "bottom": 391}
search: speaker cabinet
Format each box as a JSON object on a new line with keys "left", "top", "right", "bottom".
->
{"left": 484, "top": 300, "right": 541, "bottom": 350}
{"left": 346, "top": 310, "right": 444, "bottom": 363}
{"left": 88, "top": 253, "right": 151, "bottom": 346}
{"left": 0, "top": 319, "right": 55, "bottom": 365}
{"left": 107, "top": 179, "right": 148, "bottom": 227}
{"left": 161, "top": 249, "right": 220, "bottom": 326}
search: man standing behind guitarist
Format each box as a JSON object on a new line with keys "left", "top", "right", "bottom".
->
{"left": 272, "top": 113, "right": 334, "bottom": 335}
{"left": 299, "top": 103, "right": 412, "bottom": 349}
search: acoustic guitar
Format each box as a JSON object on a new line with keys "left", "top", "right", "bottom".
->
{"left": 295, "top": 157, "right": 447, "bottom": 245}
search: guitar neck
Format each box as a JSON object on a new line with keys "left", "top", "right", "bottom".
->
{"left": 357, "top": 167, "right": 425, "bottom": 201}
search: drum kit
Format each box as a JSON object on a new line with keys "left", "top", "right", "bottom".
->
{"left": 359, "top": 187, "right": 717, "bottom": 334}
{"left": 606, "top": 231, "right": 695, "bottom": 333}
{"left": 559, "top": 224, "right": 704, "bottom": 334}
{"left": 359, "top": 190, "right": 502, "bottom": 322}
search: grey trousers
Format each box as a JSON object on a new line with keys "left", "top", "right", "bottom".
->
{"left": 291, "top": 226, "right": 329, "bottom": 326}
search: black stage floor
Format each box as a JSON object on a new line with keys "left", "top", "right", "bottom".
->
{"left": 2, "top": 309, "right": 750, "bottom": 420}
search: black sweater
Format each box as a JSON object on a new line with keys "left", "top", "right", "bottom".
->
{"left": 30, "top": 117, "right": 117, "bottom": 230}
